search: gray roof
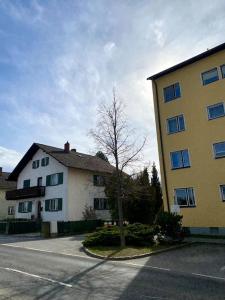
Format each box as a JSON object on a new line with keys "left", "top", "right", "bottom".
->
{"left": 8, "top": 143, "right": 115, "bottom": 181}
{"left": 0, "top": 172, "right": 16, "bottom": 189}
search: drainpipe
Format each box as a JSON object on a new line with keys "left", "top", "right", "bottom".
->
{"left": 152, "top": 79, "right": 170, "bottom": 212}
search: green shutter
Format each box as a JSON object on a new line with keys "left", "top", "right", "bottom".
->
{"left": 28, "top": 201, "right": 32, "bottom": 212}
{"left": 46, "top": 175, "right": 51, "bottom": 186}
{"left": 46, "top": 157, "right": 49, "bottom": 166}
{"left": 37, "top": 160, "right": 39, "bottom": 168}
{"left": 18, "top": 202, "right": 22, "bottom": 213}
{"left": 58, "top": 173, "right": 63, "bottom": 184}
{"left": 41, "top": 158, "right": 44, "bottom": 166}
{"left": 32, "top": 161, "right": 35, "bottom": 169}
{"left": 23, "top": 179, "right": 30, "bottom": 188}
{"left": 93, "top": 175, "right": 97, "bottom": 186}
{"left": 57, "top": 198, "right": 62, "bottom": 211}
{"left": 45, "top": 199, "right": 50, "bottom": 211}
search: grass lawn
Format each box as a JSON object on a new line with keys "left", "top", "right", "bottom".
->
{"left": 87, "top": 244, "right": 174, "bottom": 258}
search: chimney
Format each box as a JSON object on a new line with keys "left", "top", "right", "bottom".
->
{"left": 0, "top": 167, "right": 2, "bottom": 176}
{"left": 64, "top": 141, "right": 70, "bottom": 153}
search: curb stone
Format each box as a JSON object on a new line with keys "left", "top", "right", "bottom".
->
{"left": 83, "top": 242, "right": 194, "bottom": 261}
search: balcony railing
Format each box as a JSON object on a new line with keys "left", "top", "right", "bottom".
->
{"left": 6, "top": 186, "right": 45, "bottom": 200}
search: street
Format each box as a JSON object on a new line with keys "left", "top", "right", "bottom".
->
{"left": 0, "top": 242, "right": 225, "bottom": 299}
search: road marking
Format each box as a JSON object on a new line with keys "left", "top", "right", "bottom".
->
{"left": 118, "top": 261, "right": 171, "bottom": 272}
{"left": 0, "top": 267, "right": 72, "bottom": 288}
{"left": 192, "top": 273, "right": 225, "bottom": 281}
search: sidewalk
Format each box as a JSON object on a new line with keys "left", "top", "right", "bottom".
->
{"left": 185, "top": 236, "right": 225, "bottom": 245}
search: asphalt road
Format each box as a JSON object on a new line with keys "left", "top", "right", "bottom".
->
{"left": 0, "top": 244, "right": 225, "bottom": 299}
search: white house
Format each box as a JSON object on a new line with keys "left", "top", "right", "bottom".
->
{"left": 6, "top": 142, "right": 114, "bottom": 227}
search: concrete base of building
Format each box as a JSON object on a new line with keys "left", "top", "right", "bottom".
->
{"left": 186, "top": 227, "right": 225, "bottom": 236}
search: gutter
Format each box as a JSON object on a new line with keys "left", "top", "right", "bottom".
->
{"left": 151, "top": 79, "right": 170, "bottom": 212}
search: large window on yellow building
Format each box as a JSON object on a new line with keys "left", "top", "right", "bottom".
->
{"left": 170, "top": 150, "right": 190, "bottom": 169}
{"left": 163, "top": 83, "right": 181, "bottom": 102}
{"left": 221, "top": 65, "right": 225, "bottom": 79}
{"left": 202, "top": 68, "right": 219, "bottom": 85}
{"left": 167, "top": 115, "right": 185, "bottom": 134}
{"left": 213, "top": 142, "right": 225, "bottom": 158}
{"left": 207, "top": 103, "right": 225, "bottom": 120}
{"left": 220, "top": 185, "right": 225, "bottom": 201}
{"left": 175, "top": 188, "right": 195, "bottom": 207}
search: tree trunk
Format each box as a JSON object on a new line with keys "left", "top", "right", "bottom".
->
{"left": 116, "top": 171, "right": 125, "bottom": 247}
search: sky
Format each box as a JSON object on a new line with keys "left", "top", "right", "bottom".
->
{"left": 0, "top": 0, "right": 225, "bottom": 172}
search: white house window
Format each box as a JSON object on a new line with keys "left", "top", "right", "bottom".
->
{"left": 18, "top": 201, "right": 32, "bottom": 213}
{"left": 220, "top": 185, "right": 225, "bottom": 201}
{"left": 167, "top": 115, "right": 185, "bottom": 134}
{"left": 207, "top": 103, "right": 225, "bottom": 120}
{"left": 213, "top": 142, "right": 225, "bottom": 158}
{"left": 32, "top": 160, "right": 40, "bottom": 169}
{"left": 46, "top": 173, "right": 63, "bottom": 186}
{"left": 170, "top": 150, "right": 190, "bottom": 169}
{"left": 202, "top": 68, "right": 219, "bottom": 85}
{"left": 163, "top": 83, "right": 181, "bottom": 102}
{"left": 221, "top": 65, "right": 225, "bottom": 79}
{"left": 8, "top": 206, "right": 14, "bottom": 215}
{"left": 93, "top": 175, "right": 105, "bottom": 186}
{"left": 175, "top": 188, "right": 195, "bottom": 207}
{"left": 41, "top": 157, "right": 49, "bottom": 167}
{"left": 45, "top": 198, "right": 62, "bottom": 211}
{"left": 94, "top": 198, "right": 109, "bottom": 210}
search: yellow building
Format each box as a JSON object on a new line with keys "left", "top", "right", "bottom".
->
{"left": 0, "top": 168, "right": 16, "bottom": 219}
{"left": 148, "top": 43, "right": 225, "bottom": 235}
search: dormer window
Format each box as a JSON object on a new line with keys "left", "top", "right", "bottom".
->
{"left": 41, "top": 157, "right": 49, "bottom": 167}
{"left": 32, "top": 160, "right": 39, "bottom": 169}
{"left": 93, "top": 175, "right": 105, "bottom": 186}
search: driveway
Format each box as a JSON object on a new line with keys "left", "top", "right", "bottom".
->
{"left": 0, "top": 234, "right": 87, "bottom": 257}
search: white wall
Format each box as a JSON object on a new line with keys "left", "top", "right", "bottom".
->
{"left": 16, "top": 148, "right": 68, "bottom": 221}
{"left": 67, "top": 168, "right": 111, "bottom": 221}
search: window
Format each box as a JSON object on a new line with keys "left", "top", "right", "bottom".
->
{"left": 207, "top": 103, "right": 225, "bottom": 120}
{"left": 213, "top": 142, "right": 225, "bottom": 158}
{"left": 45, "top": 198, "right": 62, "bottom": 211}
{"left": 41, "top": 157, "right": 49, "bottom": 167}
{"left": 37, "top": 177, "right": 42, "bottom": 187}
{"left": 220, "top": 185, "right": 225, "bottom": 201}
{"left": 23, "top": 179, "right": 30, "bottom": 188}
{"left": 221, "top": 65, "right": 225, "bottom": 79}
{"left": 18, "top": 201, "right": 32, "bottom": 213}
{"left": 93, "top": 175, "right": 105, "bottom": 186}
{"left": 170, "top": 150, "right": 190, "bottom": 169}
{"left": 167, "top": 115, "right": 185, "bottom": 134}
{"left": 175, "top": 188, "right": 195, "bottom": 207}
{"left": 46, "top": 173, "right": 63, "bottom": 186}
{"left": 163, "top": 83, "right": 181, "bottom": 102}
{"left": 94, "top": 198, "right": 109, "bottom": 210}
{"left": 32, "top": 160, "right": 39, "bottom": 169}
{"left": 202, "top": 68, "right": 219, "bottom": 85}
{"left": 8, "top": 206, "right": 14, "bottom": 215}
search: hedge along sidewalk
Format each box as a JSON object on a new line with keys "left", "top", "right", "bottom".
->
{"left": 83, "top": 242, "right": 194, "bottom": 261}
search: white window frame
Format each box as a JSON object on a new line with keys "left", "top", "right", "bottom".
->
{"left": 170, "top": 149, "right": 191, "bottom": 169}
{"left": 163, "top": 82, "right": 181, "bottom": 103}
{"left": 220, "top": 185, "right": 225, "bottom": 202}
{"left": 8, "top": 206, "right": 14, "bottom": 215}
{"left": 21, "top": 202, "right": 28, "bottom": 213}
{"left": 167, "top": 114, "right": 186, "bottom": 134}
{"left": 49, "top": 199, "right": 59, "bottom": 211}
{"left": 207, "top": 102, "right": 225, "bottom": 120}
{"left": 201, "top": 67, "right": 219, "bottom": 86}
{"left": 174, "top": 188, "right": 196, "bottom": 208}
{"left": 213, "top": 141, "right": 225, "bottom": 159}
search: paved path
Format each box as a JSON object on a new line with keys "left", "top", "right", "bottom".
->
{"left": 0, "top": 244, "right": 225, "bottom": 299}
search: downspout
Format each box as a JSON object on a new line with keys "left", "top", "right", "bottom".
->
{"left": 152, "top": 79, "right": 170, "bottom": 212}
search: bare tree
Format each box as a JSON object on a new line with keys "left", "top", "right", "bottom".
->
{"left": 90, "top": 89, "right": 146, "bottom": 247}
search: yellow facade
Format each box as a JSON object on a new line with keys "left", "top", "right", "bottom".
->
{"left": 151, "top": 47, "right": 225, "bottom": 232}
{"left": 0, "top": 189, "right": 15, "bottom": 219}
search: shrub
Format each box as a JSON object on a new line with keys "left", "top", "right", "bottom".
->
{"left": 82, "top": 223, "right": 155, "bottom": 247}
{"left": 156, "top": 212, "right": 183, "bottom": 238}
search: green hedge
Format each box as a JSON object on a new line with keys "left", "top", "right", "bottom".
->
{"left": 0, "top": 222, "right": 7, "bottom": 234}
{"left": 57, "top": 220, "right": 103, "bottom": 235}
{"left": 83, "top": 223, "right": 157, "bottom": 247}
{"left": 7, "top": 221, "right": 41, "bottom": 234}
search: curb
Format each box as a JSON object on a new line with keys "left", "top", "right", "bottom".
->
{"left": 83, "top": 242, "right": 194, "bottom": 261}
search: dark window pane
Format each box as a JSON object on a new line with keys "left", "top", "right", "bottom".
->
{"left": 214, "top": 142, "right": 225, "bottom": 158}
{"left": 187, "top": 188, "right": 195, "bottom": 206}
{"left": 221, "top": 65, "right": 225, "bottom": 78}
{"left": 182, "top": 150, "right": 190, "bottom": 167}
{"left": 176, "top": 189, "right": 187, "bottom": 206}
{"left": 208, "top": 103, "right": 225, "bottom": 119}
{"left": 220, "top": 185, "right": 225, "bottom": 201}
{"left": 174, "top": 83, "right": 181, "bottom": 98}
{"left": 171, "top": 152, "right": 182, "bottom": 169}
{"left": 168, "top": 118, "right": 178, "bottom": 133}
{"left": 202, "top": 68, "right": 219, "bottom": 85}
{"left": 178, "top": 115, "right": 185, "bottom": 131}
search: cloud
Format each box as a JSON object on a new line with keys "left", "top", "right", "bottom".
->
{"left": 0, "top": 146, "right": 22, "bottom": 171}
